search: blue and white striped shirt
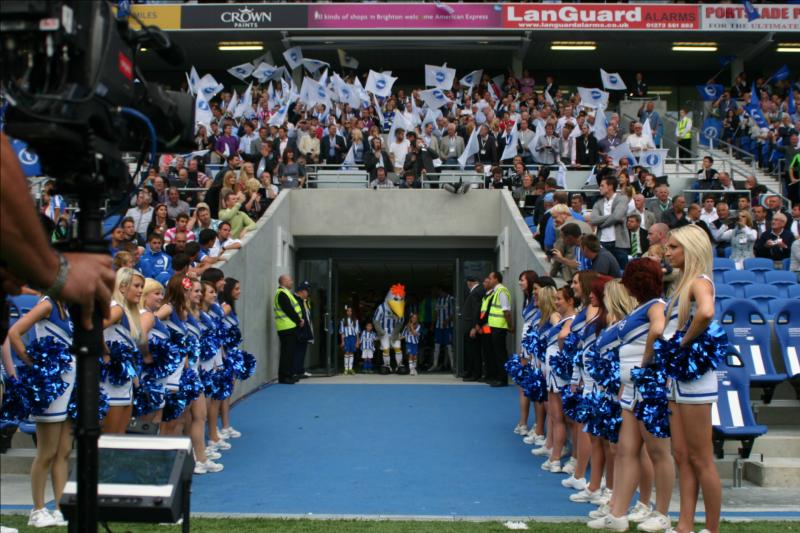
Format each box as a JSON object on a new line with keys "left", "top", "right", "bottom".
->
{"left": 435, "top": 295, "right": 455, "bottom": 329}
{"left": 404, "top": 324, "right": 421, "bottom": 344}
{"left": 360, "top": 330, "right": 377, "bottom": 350}
{"left": 373, "top": 303, "right": 400, "bottom": 335}
{"left": 339, "top": 317, "right": 360, "bottom": 338}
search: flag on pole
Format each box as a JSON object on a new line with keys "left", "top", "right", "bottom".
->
{"left": 742, "top": 0, "right": 760, "bottom": 22}
{"left": 490, "top": 74, "right": 505, "bottom": 99}
{"left": 788, "top": 87, "right": 797, "bottom": 118}
{"left": 226, "top": 90, "right": 238, "bottom": 115}
{"left": 228, "top": 62, "right": 254, "bottom": 81}
{"left": 555, "top": 162, "right": 567, "bottom": 189}
{"left": 425, "top": 64, "right": 456, "bottom": 90}
{"left": 544, "top": 89, "right": 556, "bottom": 108}
{"left": 577, "top": 87, "right": 609, "bottom": 109}
{"left": 9, "top": 137, "right": 42, "bottom": 177}
{"left": 696, "top": 83, "right": 725, "bottom": 101}
{"left": 700, "top": 117, "right": 723, "bottom": 146}
{"left": 252, "top": 62, "right": 278, "bottom": 83}
{"left": 388, "top": 109, "right": 415, "bottom": 140}
{"left": 373, "top": 94, "right": 385, "bottom": 126}
{"left": 750, "top": 81, "right": 760, "bottom": 107}
{"left": 283, "top": 46, "right": 304, "bottom": 70}
{"left": 195, "top": 90, "right": 213, "bottom": 130}
{"left": 198, "top": 73, "right": 223, "bottom": 99}
{"left": 641, "top": 118, "right": 654, "bottom": 147}
{"left": 608, "top": 142, "right": 638, "bottom": 167}
{"left": 458, "top": 128, "right": 480, "bottom": 169}
{"left": 500, "top": 124, "right": 519, "bottom": 162}
{"left": 459, "top": 69, "right": 483, "bottom": 88}
{"left": 299, "top": 77, "right": 332, "bottom": 108}
{"left": 337, "top": 49, "right": 359, "bottom": 70}
{"left": 418, "top": 88, "right": 452, "bottom": 109}
{"left": 188, "top": 66, "right": 200, "bottom": 95}
{"left": 332, "top": 73, "right": 361, "bottom": 109}
{"left": 600, "top": 69, "right": 627, "bottom": 91}
{"left": 342, "top": 144, "right": 356, "bottom": 169}
{"left": 767, "top": 64, "right": 790, "bottom": 83}
{"left": 639, "top": 149, "right": 668, "bottom": 176}
{"left": 585, "top": 166, "right": 598, "bottom": 187}
{"left": 421, "top": 108, "right": 442, "bottom": 128}
{"left": 268, "top": 103, "right": 289, "bottom": 127}
{"left": 744, "top": 104, "right": 769, "bottom": 129}
{"left": 365, "top": 70, "right": 397, "bottom": 98}
{"left": 250, "top": 50, "right": 274, "bottom": 68}
{"left": 303, "top": 58, "right": 330, "bottom": 74}
{"left": 234, "top": 83, "right": 253, "bottom": 119}
{"left": 353, "top": 77, "right": 370, "bottom": 106}
{"left": 593, "top": 108, "right": 608, "bottom": 141}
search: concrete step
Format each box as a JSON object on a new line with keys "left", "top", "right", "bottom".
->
{"left": 0, "top": 448, "right": 76, "bottom": 474}
{"left": 10, "top": 429, "right": 35, "bottom": 449}
{"left": 752, "top": 399, "right": 800, "bottom": 426}
{"left": 744, "top": 457, "right": 800, "bottom": 488}
{"left": 722, "top": 427, "right": 800, "bottom": 458}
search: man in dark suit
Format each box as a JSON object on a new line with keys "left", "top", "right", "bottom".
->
{"left": 630, "top": 72, "right": 648, "bottom": 98}
{"left": 710, "top": 171, "right": 745, "bottom": 206}
{"left": 272, "top": 126, "right": 297, "bottom": 161}
{"left": 476, "top": 124, "right": 498, "bottom": 166}
{"left": 461, "top": 276, "right": 485, "bottom": 381}
{"left": 626, "top": 215, "right": 649, "bottom": 258}
{"left": 686, "top": 203, "right": 714, "bottom": 242}
{"left": 575, "top": 123, "right": 599, "bottom": 166}
{"left": 544, "top": 75, "right": 558, "bottom": 99}
{"left": 319, "top": 124, "right": 347, "bottom": 165}
{"left": 754, "top": 212, "right": 794, "bottom": 263}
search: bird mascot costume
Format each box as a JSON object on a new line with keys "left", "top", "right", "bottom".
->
{"left": 372, "top": 284, "right": 406, "bottom": 375}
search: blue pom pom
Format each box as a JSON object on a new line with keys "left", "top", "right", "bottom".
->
{"left": 178, "top": 368, "right": 203, "bottom": 403}
{"left": 0, "top": 375, "right": 32, "bottom": 422}
{"left": 585, "top": 346, "right": 620, "bottom": 395}
{"left": 522, "top": 328, "right": 546, "bottom": 363}
{"left": 631, "top": 365, "right": 671, "bottom": 438}
{"left": 199, "top": 329, "right": 223, "bottom": 362}
{"left": 102, "top": 341, "right": 138, "bottom": 386}
{"left": 239, "top": 351, "right": 256, "bottom": 380}
{"left": 132, "top": 375, "right": 165, "bottom": 417}
{"left": 657, "top": 322, "right": 728, "bottom": 382}
{"left": 67, "top": 385, "right": 110, "bottom": 422}
{"left": 209, "top": 367, "right": 234, "bottom": 400}
{"left": 562, "top": 386, "right": 590, "bottom": 423}
{"left": 221, "top": 324, "right": 243, "bottom": 350}
{"left": 550, "top": 349, "right": 575, "bottom": 382}
{"left": 585, "top": 392, "right": 622, "bottom": 442}
{"left": 22, "top": 337, "right": 73, "bottom": 415}
{"left": 521, "top": 367, "right": 547, "bottom": 402}
{"left": 504, "top": 354, "right": 532, "bottom": 386}
{"left": 145, "top": 337, "right": 182, "bottom": 379}
{"left": 162, "top": 392, "right": 186, "bottom": 422}
{"left": 170, "top": 330, "right": 200, "bottom": 368}
{"left": 223, "top": 348, "right": 245, "bottom": 377}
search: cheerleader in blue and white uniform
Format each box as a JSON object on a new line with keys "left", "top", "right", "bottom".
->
{"left": 219, "top": 277, "right": 243, "bottom": 439}
{"left": 522, "top": 276, "right": 556, "bottom": 447}
{"left": 662, "top": 225, "right": 722, "bottom": 533}
{"left": 540, "top": 286, "right": 576, "bottom": 474}
{"left": 161, "top": 276, "right": 189, "bottom": 437}
{"left": 403, "top": 313, "right": 421, "bottom": 376}
{"left": 199, "top": 280, "right": 226, "bottom": 448}
{"left": 530, "top": 285, "right": 560, "bottom": 459}
{"left": 7, "top": 296, "right": 75, "bottom": 527}
{"left": 137, "top": 278, "right": 174, "bottom": 425}
{"left": 569, "top": 274, "right": 614, "bottom": 506}
{"left": 102, "top": 267, "right": 144, "bottom": 435}
{"left": 514, "top": 271, "right": 537, "bottom": 439}
{"left": 339, "top": 306, "right": 360, "bottom": 375}
{"left": 590, "top": 259, "right": 673, "bottom": 531}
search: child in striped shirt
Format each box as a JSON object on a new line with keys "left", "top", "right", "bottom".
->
{"left": 359, "top": 323, "right": 377, "bottom": 373}
{"left": 339, "top": 306, "right": 360, "bottom": 375}
{"left": 403, "top": 313, "right": 422, "bottom": 376}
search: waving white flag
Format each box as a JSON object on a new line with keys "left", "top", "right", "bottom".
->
{"left": 593, "top": 108, "right": 608, "bottom": 141}
{"left": 228, "top": 62, "right": 254, "bottom": 81}
{"left": 425, "top": 64, "right": 456, "bottom": 90}
{"left": 252, "top": 62, "right": 278, "bottom": 83}
{"left": 373, "top": 94, "right": 385, "bottom": 126}
{"left": 234, "top": 83, "right": 253, "bottom": 119}
{"left": 608, "top": 142, "right": 638, "bottom": 167}
{"left": 458, "top": 128, "right": 480, "bottom": 169}
{"left": 188, "top": 66, "right": 200, "bottom": 95}
{"left": 194, "top": 90, "right": 213, "bottom": 130}
{"left": 600, "top": 69, "right": 627, "bottom": 91}
{"left": 555, "top": 161, "right": 568, "bottom": 189}
{"left": 577, "top": 87, "right": 609, "bottom": 109}
{"left": 299, "top": 77, "right": 331, "bottom": 108}
{"left": 641, "top": 118, "right": 655, "bottom": 147}
{"left": 388, "top": 109, "right": 415, "bottom": 140}
{"left": 418, "top": 88, "right": 452, "bottom": 109}
{"left": 365, "top": 70, "right": 397, "bottom": 98}
{"left": 283, "top": 46, "right": 304, "bottom": 70}
{"left": 337, "top": 49, "right": 359, "bottom": 70}
{"left": 303, "top": 58, "right": 330, "bottom": 74}
{"left": 459, "top": 69, "right": 483, "bottom": 88}
{"left": 640, "top": 149, "right": 668, "bottom": 177}
{"left": 500, "top": 124, "right": 519, "bottom": 162}
{"left": 226, "top": 90, "right": 238, "bottom": 115}
{"left": 268, "top": 103, "right": 289, "bottom": 127}
{"left": 198, "top": 74, "right": 223, "bottom": 99}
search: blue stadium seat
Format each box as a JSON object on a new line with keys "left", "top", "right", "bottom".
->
{"left": 715, "top": 284, "right": 735, "bottom": 301}
{"left": 742, "top": 258, "right": 774, "bottom": 283}
{"left": 712, "top": 349, "right": 767, "bottom": 460}
{"left": 782, "top": 258, "right": 791, "bottom": 270}
{"left": 790, "top": 285, "right": 800, "bottom": 299}
{"left": 723, "top": 270, "right": 757, "bottom": 297}
{"left": 713, "top": 257, "right": 736, "bottom": 275}
{"left": 743, "top": 284, "right": 779, "bottom": 308}
{"left": 720, "top": 300, "right": 787, "bottom": 404}
{"left": 774, "top": 300, "right": 800, "bottom": 379}
{"left": 721, "top": 246, "right": 732, "bottom": 259}
{"left": 764, "top": 270, "right": 798, "bottom": 295}
{"left": 767, "top": 298, "right": 793, "bottom": 319}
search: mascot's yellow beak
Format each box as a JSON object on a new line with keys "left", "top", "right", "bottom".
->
{"left": 389, "top": 300, "right": 405, "bottom": 319}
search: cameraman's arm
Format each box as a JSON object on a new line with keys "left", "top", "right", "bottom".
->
{"left": 1, "top": 134, "right": 115, "bottom": 328}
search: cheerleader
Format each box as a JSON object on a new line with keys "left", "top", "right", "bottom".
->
{"left": 570, "top": 275, "right": 614, "bottom": 506}
{"left": 218, "top": 277, "right": 243, "bottom": 439}
{"left": 200, "top": 268, "right": 233, "bottom": 440}
{"left": 137, "top": 278, "right": 173, "bottom": 425}
{"left": 199, "top": 281, "right": 226, "bottom": 447}
{"left": 590, "top": 259, "right": 671, "bottom": 531}
{"left": 561, "top": 271, "right": 599, "bottom": 492}
{"left": 6, "top": 296, "right": 74, "bottom": 528}
{"left": 161, "top": 276, "right": 190, "bottom": 437}
{"left": 513, "top": 271, "right": 538, "bottom": 438}
{"left": 523, "top": 276, "right": 557, "bottom": 447}
{"left": 102, "top": 267, "right": 144, "bottom": 435}
{"left": 541, "top": 286, "right": 576, "bottom": 473}
{"left": 339, "top": 306, "right": 360, "bottom": 375}
{"left": 403, "top": 313, "right": 421, "bottom": 376}
{"left": 663, "top": 225, "right": 721, "bottom": 533}
{"left": 530, "top": 285, "right": 560, "bottom": 459}
{"left": 186, "top": 278, "right": 225, "bottom": 473}
{"left": 359, "top": 323, "right": 377, "bottom": 373}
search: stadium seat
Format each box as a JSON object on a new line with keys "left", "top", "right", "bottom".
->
{"left": 773, "top": 300, "right": 800, "bottom": 379}
{"left": 713, "top": 257, "right": 736, "bottom": 275}
{"left": 764, "top": 270, "right": 798, "bottom": 295}
{"left": 715, "top": 284, "right": 735, "bottom": 301}
{"left": 721, "top": 246, "right": 732, "bottom": 258}
{"left": 711, "top": 349, "right": 768, "bottom": 460}
{"left": 767, "top": 298, "right": 793, "bottom": 319}
{"left": 742, "top": 258, "right": 774, "bottom": 283}
{"left": 790, "top": 285, "right": 800, "bottom": 299}
{"left": 782, "top": 258, "right": 791, "bottom": 270}
{"left": 743, "top": 284, "right": 779, "bottom": 308}
{"left": 723, "top": 270, "right": 757, "bottom": 297}
{"left": 720, "top": 299, "right": 787, "bottom": 403}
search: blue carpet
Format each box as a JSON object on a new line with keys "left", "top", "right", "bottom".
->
{"left": 191, "top": 383, "right": 591, "bottom": 517}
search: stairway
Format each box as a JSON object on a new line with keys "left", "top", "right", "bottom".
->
{"left": 698, "top": 145, "right": 783, "bottom": 196}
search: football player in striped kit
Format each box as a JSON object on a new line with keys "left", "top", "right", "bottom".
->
{"left": 372, "top": 284, "right": 406, "bottom": 374}
{"left": 429, "top": 287, "right": 454, "bottom": 372}
{"left": 339, "top": 306, "right": 360, "bottom": 375}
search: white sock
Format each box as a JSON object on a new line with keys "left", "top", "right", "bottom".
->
{"left": 446, "top": 345, "right": 454, "bottom": 368}
{"left": 383, "top": 352, "right": 390, "bottom": 367}
{"left": 432, "top": 345, "right": 440, "bottom": 367}
{"left": 410, "top": 359, "right": 416, "bottom": 371}
{"left": 394, "top": 351, "right": 403, "bottom": 366}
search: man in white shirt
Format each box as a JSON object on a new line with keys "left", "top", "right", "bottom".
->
{"left": 239, "top": 120, "right": 259, "bottom": 157}
{"left": 626, "top": 122, "right": 655, "bottom": 154}
{"left": 124, "top": 189, "right": 154, "bottom": 241}
{"left": 211, "top": 220, "right": 242, "bottom": 257}
{"left": 388, "top": 129, "right": 411, "bottom": 176}
{"left": 629, "top": 194, "right": 655, "bottom": 229}
{"left": 699, "top": 196, "right": 719, "bottom": 226}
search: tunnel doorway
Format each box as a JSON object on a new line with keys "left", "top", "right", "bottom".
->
{"left": 296, "top": 249, "right": 494, "bottom": 378}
